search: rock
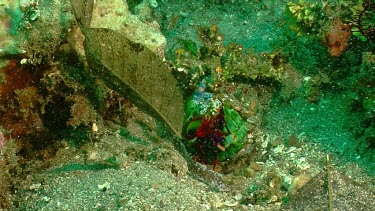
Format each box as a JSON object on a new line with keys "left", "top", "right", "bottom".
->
{"left": 98, "top": 181, "right": 111, "bottom": 191}
{"left": 134, "top": 0, "right": 158, "bottom": 20}
{"left": 90, "top": 0, "right": 166, "bottom": 57}
{"left": 286, "top": 134, "right": 302, "bottom": 148}
{"left": 0, "top": 2, "right": 20, "bottom": 55}
{"left": 289, "top": 174, "right": 310, "bottom": 191}
{"left": 0, "top": 0, "right": 75, "bottom": 63}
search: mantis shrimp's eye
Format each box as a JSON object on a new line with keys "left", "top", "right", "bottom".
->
{"left": 217, "top": 117, "right": 224, "bottom": 124}
{"left": 198, "top": 83, "right": 206, "bottom": 93}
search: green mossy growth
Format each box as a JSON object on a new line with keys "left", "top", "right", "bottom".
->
{"left": 118, "top": 127, "right": 149, "bottom": 146}
{"left": 64, "top": 65, "right": 105, "bottom": 111}
{"left": 178, "top": 39, "right": 199, "bottom": 58}
{"left": 285, "top": 0, "right": 326, "bottom": 34}
{"left": 7, "top": 7, "right": 22, "bottom": 36}
{"left": 52, "top": 157, "right": 120, "bottom": 174}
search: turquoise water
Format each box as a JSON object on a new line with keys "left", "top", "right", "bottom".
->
{"left": 0, "top": 0, "right": 374, "bottom": 210}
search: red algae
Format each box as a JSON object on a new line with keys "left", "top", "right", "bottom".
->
{"left": 0, "top": 60, "right": 36, "bottom": 100}
{"left": 0, "top": 60, "right": 40, "bottom": 138}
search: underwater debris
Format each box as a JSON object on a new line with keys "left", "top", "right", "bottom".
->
{"left": 71, "top": 0, "right": 184, "bottom": 137}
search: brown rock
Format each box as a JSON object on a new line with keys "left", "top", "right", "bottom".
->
{"left": 286, "top": 134, "right": 302, "bottom": 148}
{"left": 250, "top": 161, "right": 263, "bottom": 171}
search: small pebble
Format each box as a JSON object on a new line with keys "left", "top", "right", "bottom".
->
{"left": 271, "top": 136, "right": 283, "bottom": 147}
{"left": 98, "top": 182, "right": 111, "bottom": 191}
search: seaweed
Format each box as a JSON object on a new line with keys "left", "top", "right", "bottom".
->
{"left": 51, "top": 156, "right": 120, "bottom": 174}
